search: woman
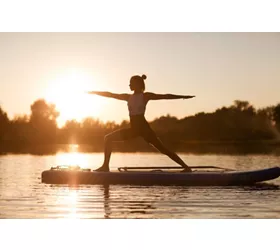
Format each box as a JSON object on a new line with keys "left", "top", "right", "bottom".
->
{"left": 87, "top": 74, "right": 195, "bottom": 172}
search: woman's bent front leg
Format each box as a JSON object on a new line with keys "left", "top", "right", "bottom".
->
{"left": 95, "top": 128, "right": 134, "bottom": 172}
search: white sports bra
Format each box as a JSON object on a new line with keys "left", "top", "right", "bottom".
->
{"left": 127, "top": 93, "right": 148, "bottom": 116}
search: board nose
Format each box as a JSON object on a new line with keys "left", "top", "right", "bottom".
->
{"left": 276, "top": 167, "right": 280, "bottom": 177}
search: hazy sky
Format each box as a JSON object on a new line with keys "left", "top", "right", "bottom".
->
{"left": 0, "top": 33, "right": 280, "bottom": 126}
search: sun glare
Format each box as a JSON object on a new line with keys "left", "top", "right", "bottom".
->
{"left": 55, "top": 151, "right": 90, "bottom": 169}
{"left": 45, "top": 71, "right": 104, "bottom": 127}
{"left": 63, "top": 189, "right": 79, "bottom": 218}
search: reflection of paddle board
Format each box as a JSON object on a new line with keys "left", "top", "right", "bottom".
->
{"left": 41, "top": 165, "right": 280, "bottom": 186}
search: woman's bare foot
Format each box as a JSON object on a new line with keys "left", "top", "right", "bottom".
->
{"left": 181, "top": 166, "right": 192, "bottom": 172}
{"left": 94, "top": 165, "right": 110, "bottom": 172}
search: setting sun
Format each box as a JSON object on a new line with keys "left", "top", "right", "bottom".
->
{"left": 45, "top": 70, "right": 104, "bottom": 127}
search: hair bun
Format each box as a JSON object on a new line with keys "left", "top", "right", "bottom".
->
{"left": 141, "top": 74, "right": 147, "bottom": 80}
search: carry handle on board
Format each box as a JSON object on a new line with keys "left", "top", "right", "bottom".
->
{"left": 118, "top": 166, "right": 234, "bottom": 172}
{"left": 51, "top": 165, "right": 91, "bottom": 171}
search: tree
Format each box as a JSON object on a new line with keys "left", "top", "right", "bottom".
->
{"left": 0, "top": 106, "right": 9, "bottom": 142}
{"left": 9, "top": 115, "right": 31, "bottom": 144}
{"left": 273, "top": 103, "right": 280, "bottom": 131}
{"left": 30, "top": 99, "right": 59, "bottom": 122}
{"left": 29, "top": 99, "right": 59, "bottom": 143}
{"left": 232, "top": 100, "right": 255, "bottom": 115}
{"left": 257, "top": 106, "right": 274, "bottom": 121}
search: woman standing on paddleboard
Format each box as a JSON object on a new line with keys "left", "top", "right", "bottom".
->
{"left": 87, "top": 74, "right": 195, "bottom": 172}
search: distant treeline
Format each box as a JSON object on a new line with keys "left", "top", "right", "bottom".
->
{"left": 1, "top": 99, "right": 280, "bottom": 154}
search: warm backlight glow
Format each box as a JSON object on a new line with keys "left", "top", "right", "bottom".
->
{"left": 45, "top": 71, "right": 104, "bottom": 127}
{"left": 66, "top": 189, "right": 78, "bottom": 218}
{"left": 55, "top": 151, "right": 90, "bottom": 169}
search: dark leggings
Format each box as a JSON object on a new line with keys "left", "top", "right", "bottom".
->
{"left": 101, "top": 116, "right": 188, "bottom": 168}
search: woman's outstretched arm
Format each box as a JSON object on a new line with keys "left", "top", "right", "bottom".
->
{"left": 86, "top": 91, "right": 129, "bottom": 101}
{"left": 145, "top": 92, "right": 195, "bottom": 101}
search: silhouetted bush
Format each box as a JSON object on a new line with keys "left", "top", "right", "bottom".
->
{"left": 1, "top": 99, "right": 280, "bottom": 154}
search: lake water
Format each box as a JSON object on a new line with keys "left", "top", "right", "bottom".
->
{"left": 0, "top": 151, "right": 280, "bottom": 218}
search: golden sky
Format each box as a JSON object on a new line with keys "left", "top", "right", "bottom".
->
{"left": 0, "top": 33, "right": 280, "bottom": 126}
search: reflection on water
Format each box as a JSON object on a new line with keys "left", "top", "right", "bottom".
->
{"left": 0, "top": 152, "right": 280, "bottom": 218}
{"left": 103, "top": 186, "right": 111, "bottom": 218}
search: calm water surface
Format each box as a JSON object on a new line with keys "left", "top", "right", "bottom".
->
{"left": 0, "top": 152, "right": 280, "bottom": 218}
